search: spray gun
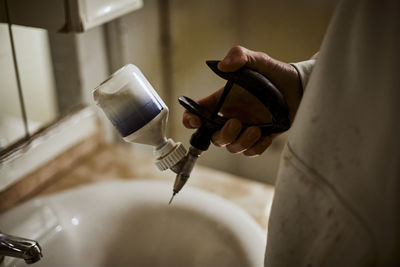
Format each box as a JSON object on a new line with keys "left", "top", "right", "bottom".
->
{"left": 93, "top": 61, "right": 290, "bottom": 204}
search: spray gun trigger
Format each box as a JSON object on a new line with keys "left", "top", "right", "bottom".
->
{"left": 178, "top": 96, "right": 288, "bottom": 137}
{"left": 178, "top": 96, "right": 227, "bottom": 128}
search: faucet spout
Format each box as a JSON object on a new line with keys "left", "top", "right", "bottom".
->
{"left": 0, "top": 232, "right": 42, "bottom": 264}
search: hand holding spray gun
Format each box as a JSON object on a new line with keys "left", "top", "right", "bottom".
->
{"left": 182, "top": 46, "right": 302, "bottom": 157}
{"left": 93, "top": 46, "right": 300, "bottom": 204}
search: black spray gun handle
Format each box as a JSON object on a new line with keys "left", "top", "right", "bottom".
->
{"left": 178, "top": 60, "right": 291, "bottom": 151}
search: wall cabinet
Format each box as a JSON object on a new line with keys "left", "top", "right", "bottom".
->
{"left": 0, "top": 0, "right": 142, "bottom": 32}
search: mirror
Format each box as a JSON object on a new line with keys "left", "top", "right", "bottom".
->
{"left": 0, "top": 22, "right": 108, "bottom": 155}
{"left": 0, "top": 23, "right": 69, "bottom": 154}
{"left": 12, "top": 25, "right": 59, "bottom": 135}
{"left": 0, "top": 23, "right": 26, "bottom": 151}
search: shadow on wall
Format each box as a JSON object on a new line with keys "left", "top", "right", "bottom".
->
{"left": 112, "top": 0, "right": 334, "bottom": 184}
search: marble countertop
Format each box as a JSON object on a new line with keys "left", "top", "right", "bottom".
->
{"left": 40, "top": 143, "right": 275, "bottom": 231}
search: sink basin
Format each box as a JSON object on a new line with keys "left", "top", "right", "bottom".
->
{"left": 0, "top": 180, "right": 266, "bottom": 267}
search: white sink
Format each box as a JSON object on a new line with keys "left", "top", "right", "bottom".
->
{"left": 0, "top": 180, "right": 266, "bottom": 267}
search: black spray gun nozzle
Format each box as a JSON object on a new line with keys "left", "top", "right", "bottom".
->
{"left": 169, "top": 60, "right": 291, "bottom": 203}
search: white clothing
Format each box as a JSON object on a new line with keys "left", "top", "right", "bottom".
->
{"left": 266, "top": 0, "right": 400, "bottom": 266}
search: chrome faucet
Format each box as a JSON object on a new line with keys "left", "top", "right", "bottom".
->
{"left": 0, "top": 231, "right": 42, "bottom": 264}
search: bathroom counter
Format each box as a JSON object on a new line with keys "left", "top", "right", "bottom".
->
{"left": 39, "top": 143, "right": 275, "bottom": 231}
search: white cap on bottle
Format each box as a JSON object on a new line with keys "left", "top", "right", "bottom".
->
{"left": 154, "top": 139, "right": 186, "bottom": 171}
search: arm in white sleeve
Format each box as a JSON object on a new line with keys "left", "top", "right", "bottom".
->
{"left": 290, "top": 53, "right": 318, "bottom": 91}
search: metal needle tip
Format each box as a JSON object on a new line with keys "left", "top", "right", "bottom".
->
{"left": 168, "top": 192, "right": 176, "bottom": 205}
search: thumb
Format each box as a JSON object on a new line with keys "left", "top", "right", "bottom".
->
{"left": 218, "top": 46, "right": 249, "bottom": 72}
{"left": 217, "top": 46, "right": 289, "bottom": 82}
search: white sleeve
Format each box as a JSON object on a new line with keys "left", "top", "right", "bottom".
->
{"left": 290, "top": 53, "right": 318, "bottom": 91}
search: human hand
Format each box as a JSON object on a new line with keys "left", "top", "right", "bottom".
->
{"left": 182, "top": 46, "right": 302, "bottom": 157}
